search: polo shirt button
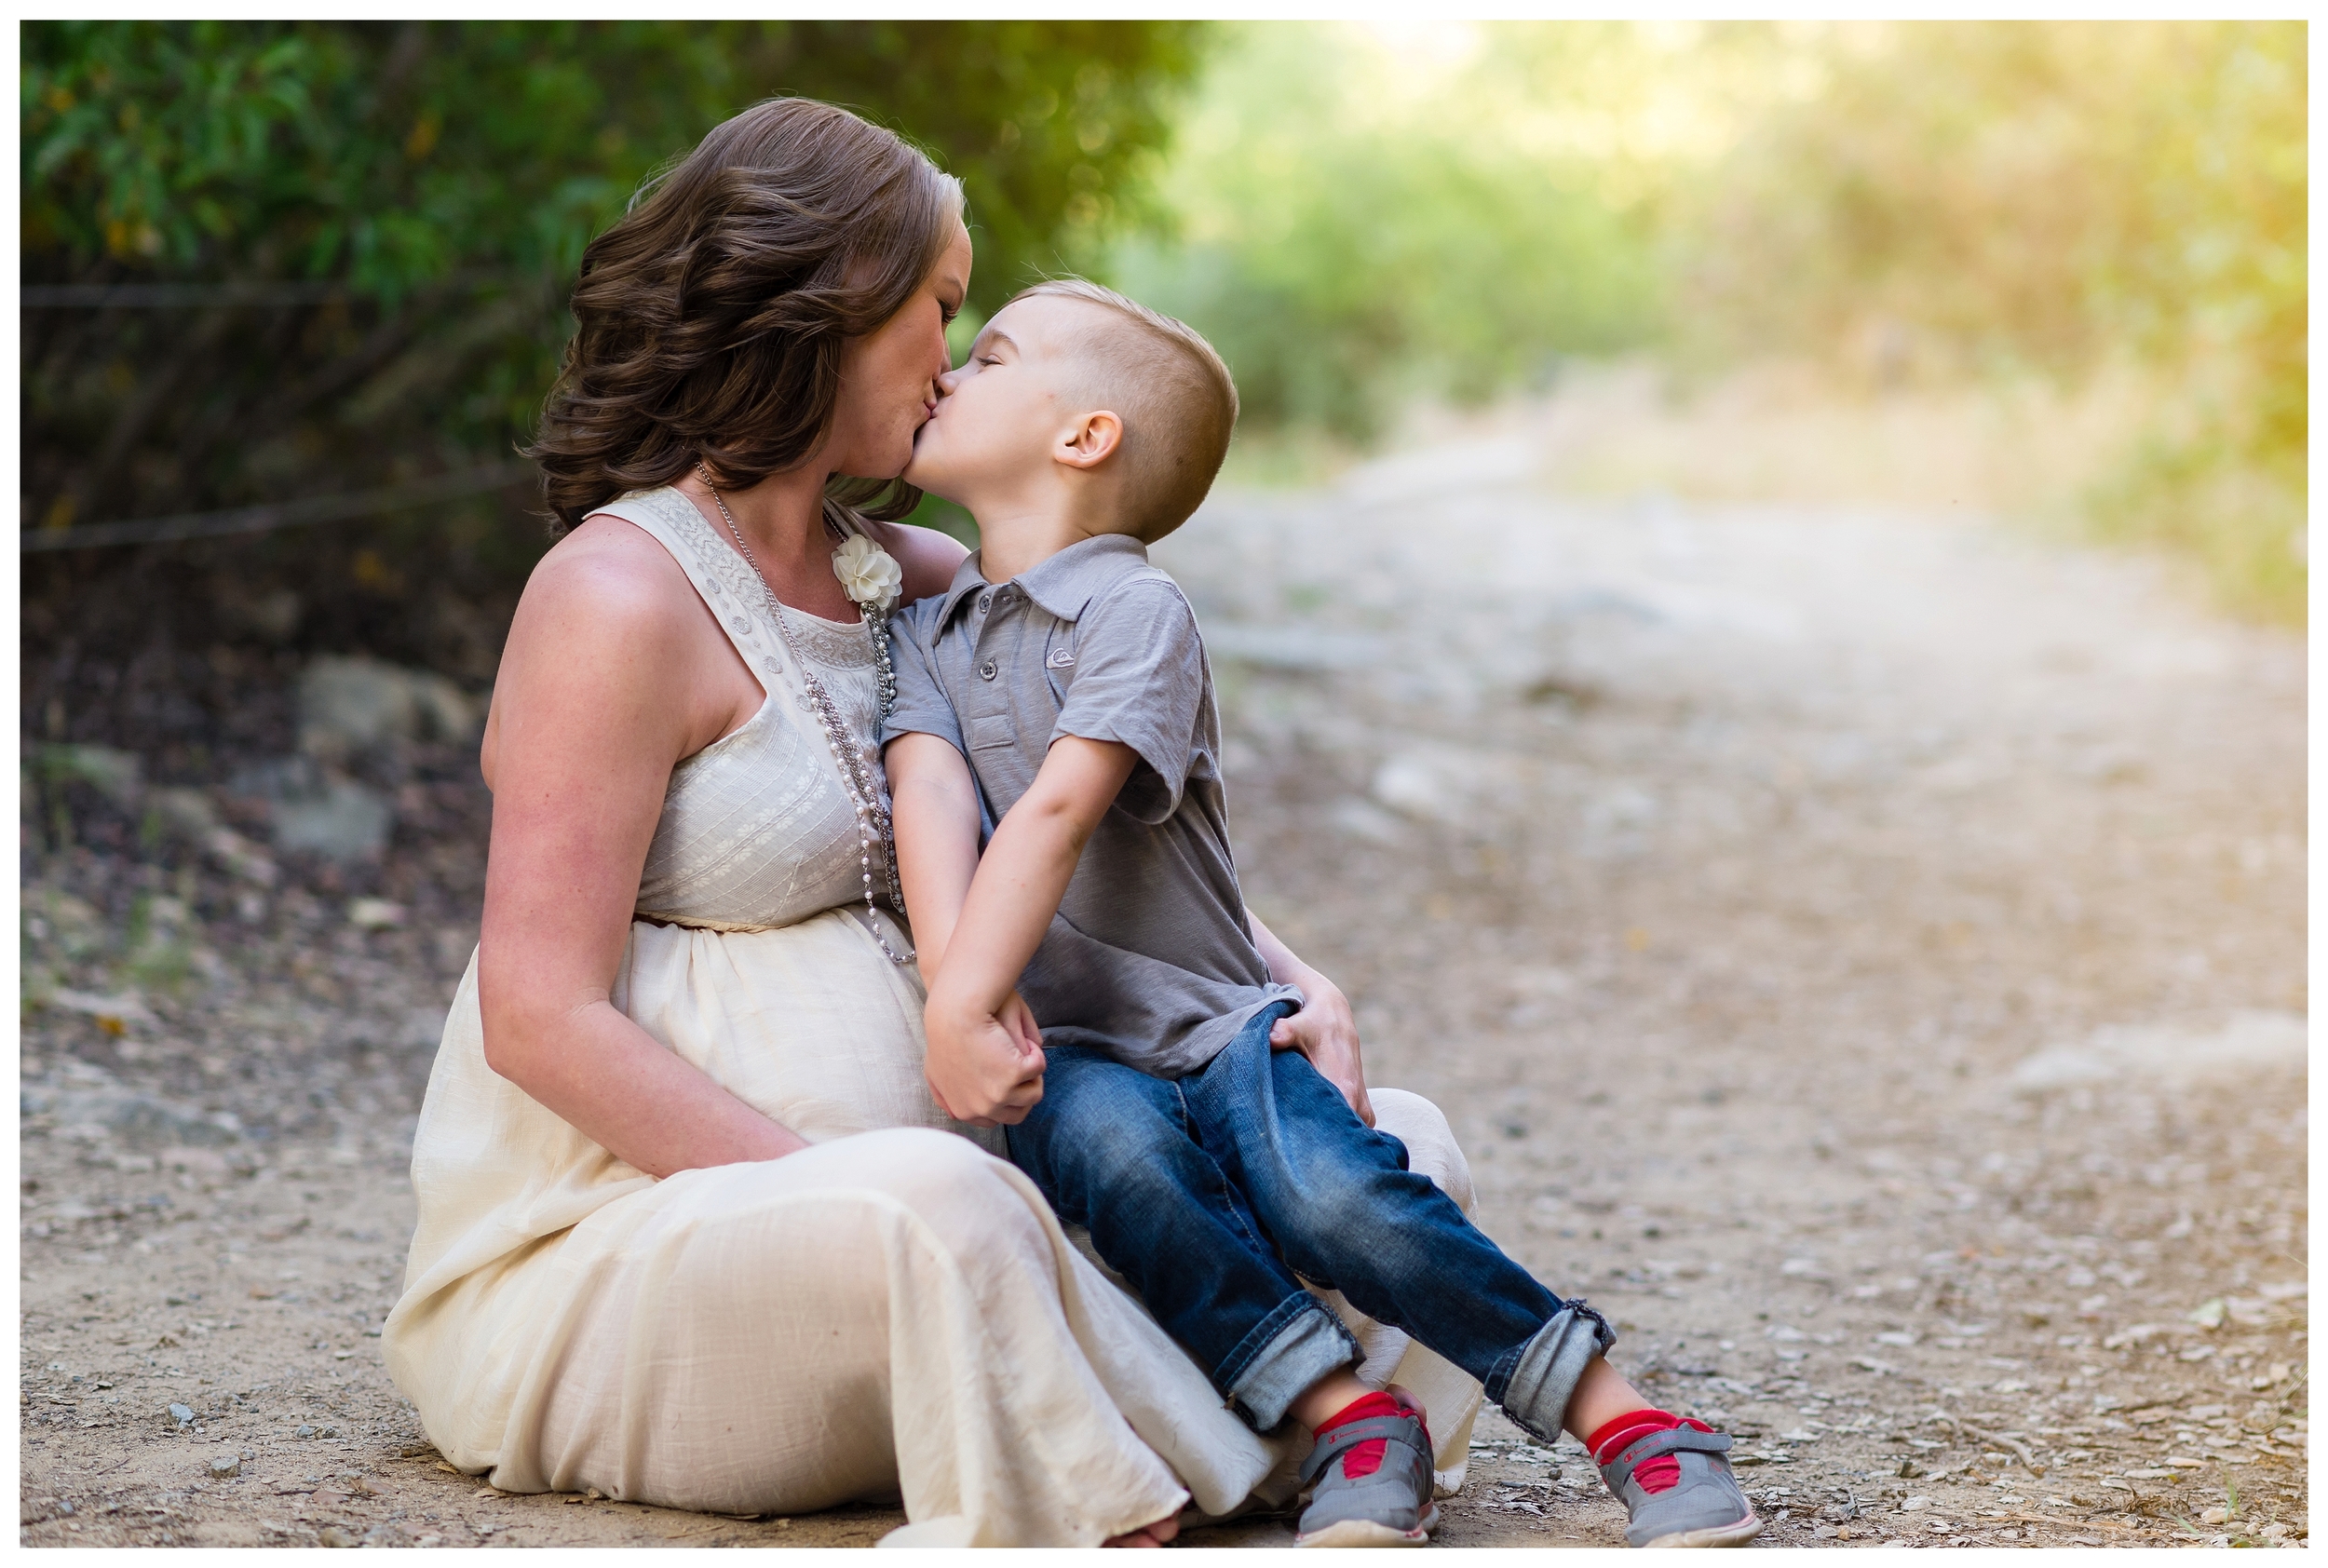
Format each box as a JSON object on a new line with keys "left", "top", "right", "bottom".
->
{"left": 978, "top": 591, "right": 994, "bottom": 613}
{"left": 979, "top": 660, "right": 997, "bottom": 681}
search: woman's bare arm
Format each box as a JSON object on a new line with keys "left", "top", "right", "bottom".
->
{"left": 476, "top": 523, "right": 807, "bottom": 1177}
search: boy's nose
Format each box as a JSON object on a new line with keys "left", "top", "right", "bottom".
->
{"left": 935, "top": 362, "right": 967, "bottom": 394}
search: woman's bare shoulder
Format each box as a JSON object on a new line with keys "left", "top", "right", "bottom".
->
{"left": 869, "top": 518, "right": 970, "bottom": 604}
{"left": 482, "top": 516, "right": 724, "bottom": 788}
{"left": 517, "top": 514, "right": 703, "bottom": 640}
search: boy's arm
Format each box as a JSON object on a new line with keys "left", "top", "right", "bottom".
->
{"left": 923, "top": 736, "right": 1138, "bottom": 1123}
{"left": 885, "top": 731, "right": 1046, "bottom": 1127}
{"left": 1249, "top": 913, "right": 1376, "bottom": 1129}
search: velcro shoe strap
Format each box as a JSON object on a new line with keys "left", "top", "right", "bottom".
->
{"left": 1600, "top": 1426, "right": 1733, "bottom": 1490}
{"left": 1297, "top": 1413, "right": 1428, "bottom": 1489}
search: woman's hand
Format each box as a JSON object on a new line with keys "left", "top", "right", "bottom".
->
{"left": 1247, "top": 913, "right": 1375, "bottom": 1128}
{"left": 1266, "top": 980, "right": 1375, "bottom": 1129}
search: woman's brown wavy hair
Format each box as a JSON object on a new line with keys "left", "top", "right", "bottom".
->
{"left": 528, "top": 99, "right": 964, "bottom": 531}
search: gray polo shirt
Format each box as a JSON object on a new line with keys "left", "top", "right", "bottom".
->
{"left": 882, "top": 533, "right": 1301, "bottom": 1078}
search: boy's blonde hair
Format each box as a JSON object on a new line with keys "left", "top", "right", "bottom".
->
{"left": 1011, "top": 278, "right": 1238, "bottom": 543}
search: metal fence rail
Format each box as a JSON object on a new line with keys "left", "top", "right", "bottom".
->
{"left": 20, "top": 462, "right": 538, "bottom": 552}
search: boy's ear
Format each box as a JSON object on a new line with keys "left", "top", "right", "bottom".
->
{"left": 1053, "top": 410, "right": 1123, "bottom": 471}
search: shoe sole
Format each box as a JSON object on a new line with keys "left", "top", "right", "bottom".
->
{"left": 1295, "top": 1503, "right": 1440, "bottom": 1548}
{"left": 1639, "top": 1511, "right": 1765, "bottom": 1548}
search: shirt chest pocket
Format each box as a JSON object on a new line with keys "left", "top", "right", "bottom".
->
{"left": 1041, "top": 629, "right": 1077, "bottom": 710}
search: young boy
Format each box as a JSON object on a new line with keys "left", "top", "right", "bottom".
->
{"left": 880, "top": 279, "right": 1758, "bottom": 1549}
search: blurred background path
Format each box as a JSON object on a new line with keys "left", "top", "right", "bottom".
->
{"left": 20, "top": 412, "right": 2306, "bottom": 1547}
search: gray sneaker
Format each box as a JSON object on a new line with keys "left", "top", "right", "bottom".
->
{"left": 1597, "top": 1423, "right": 1762, "bottom": 1548}
{"left": 1293, "top": 1403, "right": 1438, "bottom": 1548}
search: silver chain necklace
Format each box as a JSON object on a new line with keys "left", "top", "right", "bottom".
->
{"left": 696, "top": 464, "right": 914, "bottom": 966}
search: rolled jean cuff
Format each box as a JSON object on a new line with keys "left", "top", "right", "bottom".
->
{"left": 1487, "top": 1299, "right": 1618, "bottom": 1443}
{"left": 1221, "top": 1293, "right": 1362, "bottom": 1431}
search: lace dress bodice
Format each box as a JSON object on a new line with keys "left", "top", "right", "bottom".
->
{"left": 597, "top": 488, "right": 898, "bottom": 935}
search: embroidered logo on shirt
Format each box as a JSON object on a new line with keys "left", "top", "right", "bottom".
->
{"left": 1046, "top": 648, "right": 1076, "bottom": 669}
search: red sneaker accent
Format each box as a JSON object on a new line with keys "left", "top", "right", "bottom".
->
{"left": 1587, "top": 1409, "right": 1711, "bottom": 1495}
{"left": 1314, "top": 1390, "right": 1428, "bottom": 1480}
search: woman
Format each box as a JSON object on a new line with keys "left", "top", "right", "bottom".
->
{"left": 383, "top": 98, "right": 1482, "bottom": 1547}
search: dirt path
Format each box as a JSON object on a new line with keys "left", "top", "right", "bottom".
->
{"left": 20, "top": 426, "right": 2307, "bottom": 1548}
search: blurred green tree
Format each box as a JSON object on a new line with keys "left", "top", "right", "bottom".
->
{"left": 1113, "top": 23, "right": 1665, "bottom": 443}
{"left": 1673, "top": 21, "right": 2306, "bottom": 618}
{"left": 20, "top": 20, "right": 1205, "bottom": 593}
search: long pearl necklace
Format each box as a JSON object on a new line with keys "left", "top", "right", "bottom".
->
{"left": 697, "top": 465, "right": 914, "bottom": 966}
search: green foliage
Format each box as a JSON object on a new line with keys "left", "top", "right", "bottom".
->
{"left": 1677, "top": 20, "right": 2306, "bottom": 621}
{"left": 1123, "top": 20, "right": 2303, "bottom": 620}
{"left": 18, "top": 20, "right": 2305, "bottom": 638}
{"left": 20, "top": 20, "right": 1206, "bottom": 555}
{"left": 1112, "top": 24, "right": 1663, "bottom": 442}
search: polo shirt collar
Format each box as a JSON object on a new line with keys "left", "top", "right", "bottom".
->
{"left": 931, "top": 552, "right": 991, "bottom": 630}
{"left": 1012, "top": 533, "right": 1150, "bottom": 622}
{"left": 930, "top": 532, "right": 1151, "bottom": 629}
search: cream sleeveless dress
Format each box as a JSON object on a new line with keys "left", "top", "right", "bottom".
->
{"left": 382, "top": 487, "right": 1482, "bottom": 1546}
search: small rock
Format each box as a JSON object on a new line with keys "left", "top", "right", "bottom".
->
{"left": 318, "top": 1524, "right": 358, "bottom": 1548}
{"left": 147, "top": 786, "right": 219, "bottom": 840}
{"left": 296, "top": 1424, "right": 316, "bottom": 1439}
{"left": 207, "top": 1454, "right": 240, "bottom": 1480}
{"left": 297, "top": 655, "right": 478, "bottom": 764}
{"left": 271, "top": 777, "right": 394, "bottom": 862}
{"left": 346, "top": 898, "right": 407, "bottom": 931}
{"left": 2201, "top": 1507, "right": 2231, "bottom": 1525}
{"left": 169, "top": 1403, "right": 195, "bottom": 1426}
{"left": 2188, "top": 1297, "right": 2228, "bottom": 1330}
{"left": 202, "top": 826, "right": 278, "bottom": 886}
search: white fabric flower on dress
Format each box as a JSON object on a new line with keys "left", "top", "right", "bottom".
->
{"left": 832, "top": 534, "right": 904, "bottom": 615}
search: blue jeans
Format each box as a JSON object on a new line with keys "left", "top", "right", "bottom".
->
{"left": 1008, "top": 1002, "right": 1614, "bottom": 1434}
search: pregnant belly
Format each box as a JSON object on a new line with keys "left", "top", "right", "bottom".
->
{"left": 616, "top": 910, "right": 988, "bottom": 1148}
